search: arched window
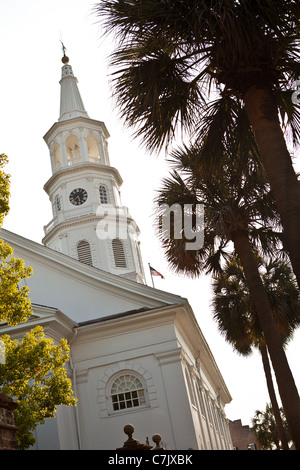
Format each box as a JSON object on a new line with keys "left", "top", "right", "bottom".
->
{"left": 87, "top": 134, "right": 100, "bottom": 160}
{"left": 112, "top": 239, "right": 127, "bottom": 268}
{"left": 66, "top": 134, "right": 80, "bottom": 164}
{"left": 99, "top": 185, "right": 108, "bottom": 204}
{"left": 110, "top": 373, "right": 146, "bottom": 411}
{"left": 53, "top": 142, "right": 61, "bottom": 168}
{"left": 77, "top": 240, "right": 93, "bottom": 266}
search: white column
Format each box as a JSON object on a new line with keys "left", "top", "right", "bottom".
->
{"left": 155, "top": 349, "right": 199, "bottom": 450}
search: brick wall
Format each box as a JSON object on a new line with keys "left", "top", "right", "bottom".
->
{"left": 229, "top": 419, "right": 260, "bottom": 450}
{"left": 0, "top": 393, "right": 19, "bottom": 450}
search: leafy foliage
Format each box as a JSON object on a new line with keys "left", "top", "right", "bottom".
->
{"left": 0, "top": 154, "right": 10, "bottom": 224}
{"left": 212, "top": 256, "right": 300, "bottom": 355}
{"left": 0, "top": 154, "right": 32, "bottom": 326}
{"left": 95, "top": 0, "right": 300, "bottom": 151}
{"left": 0, "top": 239, "right": 33, "bottom": 326}
{"left": 0, "top": 327, "right": 76, "bottom": 449}
{"left": 252, "top": 403, "right": 290, "bottom": 450}
{"left": 154, "top": 135, "right": 282, "bottom": 277}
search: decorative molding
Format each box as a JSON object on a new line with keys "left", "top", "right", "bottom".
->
{"left": 44, "top": 116, "right": 110, "bottom": 143}
{"left": 43, "top": 162, "right": 123, "bottom": 195}
{"left": 76, "top": 369, "right": 88, "bottom": 384}
{"left": 154, "top": 348, "right": 183, "bottom": 366}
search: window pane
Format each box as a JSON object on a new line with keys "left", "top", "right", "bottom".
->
{"left": 110, "top": 374, "right": 146, "bottom": 412}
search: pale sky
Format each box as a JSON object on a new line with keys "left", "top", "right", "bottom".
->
{"left": 0, "top": 0, "right": 299, "bottom": 429}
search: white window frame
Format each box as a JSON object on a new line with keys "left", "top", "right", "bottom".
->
{"left": 107, "top": 371, "right": 149, "bottom": 415}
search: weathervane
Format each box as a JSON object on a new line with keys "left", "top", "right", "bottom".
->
{"left": 60, "top": 39, "right": 67, "bottom": 57}
{"left": 60, "top": 39, "right": 69, "bottom": 64}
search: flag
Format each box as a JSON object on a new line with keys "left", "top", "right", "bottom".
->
{"left": 149, "top": 265, "right": 165, "bottom": 279}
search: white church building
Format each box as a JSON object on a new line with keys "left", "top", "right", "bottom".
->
{"left": 0, "top": 52, "right": 233, "bottom": 450}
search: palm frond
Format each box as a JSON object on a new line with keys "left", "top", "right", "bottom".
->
{"left": 110, "top": 45, "right": 206, "bottom": 151}
{"left": 212, "top": 254, "right": 300, "bottom": 357}
{"left": 95, "top": 0, "right": 300, "bottom": 166}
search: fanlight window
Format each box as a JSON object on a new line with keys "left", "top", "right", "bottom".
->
{"left": 112, "top": 239, "right": 127, "bottom": 268}
{"left": 54, "top": 142, "right": 61, "bottom": 168}
{"left": 111, "top": 374, "right": 146, "bottom": 411}
{"left": 77, "top": 240, "right": 93, "bottom": 266}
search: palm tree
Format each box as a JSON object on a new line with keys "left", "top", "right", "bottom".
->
{"left": 95, "top": 1, "right": 300, "bottom": 290}
{"left": 252, "top": 403, "right": 290, "bottom": 450}
{"left": 154, "top": 142, "right": 300, "bottom": 448}
{"left": 212, "top": 256, "right": 300, "bottom": 449}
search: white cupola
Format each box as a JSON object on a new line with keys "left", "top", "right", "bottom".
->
{"left": 42, "top": 52, "right": 145, "bottom": 284}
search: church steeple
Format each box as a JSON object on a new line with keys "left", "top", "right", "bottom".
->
{"left": 59, "top": 54, "right": 88, "bottom": 122}
{"left": 42, "top": 52, "right": 146, "bottom": 284}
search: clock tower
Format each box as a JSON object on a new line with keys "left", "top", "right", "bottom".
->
{"left": 42, "top": 53, "right": 145, "bottom": 284}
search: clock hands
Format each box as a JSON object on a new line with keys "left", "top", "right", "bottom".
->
{"left": 69, "top": 188, "right": 88, "bottom": 206}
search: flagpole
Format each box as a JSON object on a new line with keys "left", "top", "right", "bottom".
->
{"left": 148, "top": 263, "right": 155, "bottom": 288}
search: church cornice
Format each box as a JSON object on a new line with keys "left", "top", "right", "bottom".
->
{"left": 43, "top": 116, "right": 110, "bottom": 143}
{"left": 43, "top": 162, "right": 123, "bottom": 194}
{"left": 0, "top": 303, "right": 77, "bottom": 343}
{"left": 42, "top": 211, "right": 140, "bottom": 249}
{"left": 42, "top": 213, "right": 100, "bottom": 244}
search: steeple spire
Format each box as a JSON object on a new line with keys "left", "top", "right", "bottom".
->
{"left": 58, "top": 48, "right": 88, "bottom": 122}
{"left": 42, "top": 49, "right": 146, "bottom": 284}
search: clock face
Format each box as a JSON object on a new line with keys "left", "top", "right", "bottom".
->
{"left": 69, "top": 188, "right": 88, "bottom": 206}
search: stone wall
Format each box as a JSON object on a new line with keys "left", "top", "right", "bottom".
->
{"left": 0, "top": 393, "right": 18, "bottom": 450}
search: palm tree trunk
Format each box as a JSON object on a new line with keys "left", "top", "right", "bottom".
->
{"left": 232, "top": 229, "right": 300, "bottom": 449}
{"left": 243, "top": 85, "right": 300, "bottom": 291}
{"left": 259, "top": 344, "right": 289, "bottom": 450}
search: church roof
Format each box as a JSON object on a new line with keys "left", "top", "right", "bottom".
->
{"left": 0, "top": 228, "right": 187, "bottom": 323}
{"left": 77, "top": 306, "right": 156, "bottom": 326}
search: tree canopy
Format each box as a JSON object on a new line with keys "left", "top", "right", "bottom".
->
{"left": 95, "top": 0, "right": 300, "bottom": 294}
{"left": 252, "top": 403, "right": 291, "bottom": 450}
{"left": 0, "top": 327, "right": 76, "bottom": 449}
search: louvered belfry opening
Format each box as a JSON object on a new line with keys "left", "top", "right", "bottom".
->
{"left": 99, "top": 185, "right": 108, "bottom": 204}
{"left": 77, "top": 240, "right": 93, "bottom": 266}
{"left": 112, "top": 238, "right": 127, "bottom": 268}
